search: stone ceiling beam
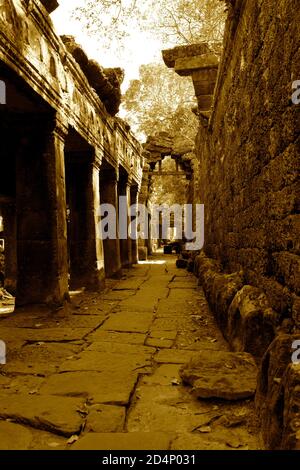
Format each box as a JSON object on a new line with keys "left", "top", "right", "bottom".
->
{"left": 162, "top": 43, "right": 220, "bottom": 117}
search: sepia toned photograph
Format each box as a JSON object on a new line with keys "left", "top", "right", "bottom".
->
{"left": 0, "top": 0, "right": 299, "bottom": 458}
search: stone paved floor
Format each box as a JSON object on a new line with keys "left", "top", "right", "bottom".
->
{"left": 0, "top": 254, "right": 262, "bottom": 450}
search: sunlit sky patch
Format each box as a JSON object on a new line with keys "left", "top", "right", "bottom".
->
{"left": 51, "top": 0, "right": 167, "bottom": 91}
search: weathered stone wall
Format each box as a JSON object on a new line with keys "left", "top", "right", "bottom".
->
{"left": 193, "top": 0, "right": 300, "bottom": 449}
{"left": 197, "top": 0, "right": 300, "bottom": 321}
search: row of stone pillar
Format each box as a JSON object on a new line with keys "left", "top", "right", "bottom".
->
{"left": 1, "top": 117, "right": 140, "bottom": 307}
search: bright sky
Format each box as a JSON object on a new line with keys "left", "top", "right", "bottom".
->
{"left": 51, "top": 0, "right": 165, "bottom": 91}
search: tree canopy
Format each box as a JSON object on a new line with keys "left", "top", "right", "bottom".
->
{"left": 121, "top": 63, "right": 198, "bottom": 141}
{"left": 71, "top": 0, "right": 226, "bottom": 49}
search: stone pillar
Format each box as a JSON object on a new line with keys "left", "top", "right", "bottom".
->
{"left": 68, "top": 154, "right": 105, "bottom": 290}
{"left": 16, "top": 117, "right": 69, "bottom": 306}
{"left": 1, "top": 200, "right": 17, "bottom": 295}
{"left": 130, "top": 185, "right": 139, "bottom": 264}
{"left": 119, "top": 175, "right": 132, "bottom": 269}
{"left": 100, "top": 168, "right": 122, "bottom": 278}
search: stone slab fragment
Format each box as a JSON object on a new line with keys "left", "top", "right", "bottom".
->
{"left": 141, "top": 364, "right": 182, "bottom": 386}
{"left": 86, "top": 341, "right": 155, "bottom": 356}
{"left": 149, "top": 330, "right": 178, "bottom": 341}
{"left": 145, "top": 338, "right": 174, "bottom": 348}
{"left": 155, "top": 349, "right": 196, "bottom": 364}
{"left": 118, "top": 299, "right": 155, "bottom": 312}
{"left": 128, "top": 385, "right": 201, "bottom": 433}
{"left": 180, "top": 351, "right": 258, "bottom": 400}
{"left": 87, "top": 330, "right": 146, "bottom": 345}
{"left": 40, "top": 371, "right": 138, "bottom": 406}
{"left": 60, "top": 351, "right": 151, "bottom": 373}
{"left": 0, "top": 393, "right": 84, "bottom": 436}
{"left": 2, "top": 343, "right": 80, "bottom": 375}
{"left": 0, "top": 327, "right": 92, "bottom": 343}
{"left": 85, "top": 405, "right": 126, "bottom": 432}
{"left": 101, "top": 312, "right": 153, "bottom": 333}
{"left": 113, "top": 279, "right": 145, "bottom": 290}
{"left": 151, "top": 318, "right": 193, "bottom": 331}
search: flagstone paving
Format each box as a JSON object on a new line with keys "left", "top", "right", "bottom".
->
{"left": 0, "top": 254, "right": 262, "bottom": 450}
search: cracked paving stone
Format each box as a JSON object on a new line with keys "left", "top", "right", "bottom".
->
{"left": 118, "top": 297, "right": 157, "bottom": 312}
{"left": 86, "top": 341, "right": 156, "bottom": 356}
{"left": 0, "top": 314, "right": 105, "bottom": 329}
{"left": 146, "top": 338, "right": 174, "bottom": 348}
{"left": 1, "top": 343, "right": 81, "bottom": 376}
{"left": 87, "top": 331, "right": 147, "bottom": 345}
{"left": 59, "top": 350, "right": 151, "bottom": 373}
{"left": 149, "top": 330, "right": 178, "bottom": 341}
{"left": 138, "top": 287, "right": 169, "bottom": 298}
{"left": 39, "top": 371, "right": 139, "bottom": 406}
{"left": 151, "top": 318, "right": 194, "bottom": 332}
{"left": 0, "top": 375, "right": 45, "bottom": 394}
{"left": 102, "top": 291, "right": 136, "bottom": 301}
{"left": 0, "top": 327, "right": 93, "bottom": 343}
{"left": 155, "top": 349, "right": 196, "bottom": 364}
{"left": 101, "top": 312, "right": 154, "bottom": 333}
{"left": 0, "top": 394, "right": 85, "bottom": 436}
{"left": 71, "top": 432, "right": 173, "bottom": 450}
{"left": 113, "top": 279, "right": 145, "bottom": 290}
{"left": 156, "top": 300, "right": 195, "bottom": 314}
{"left": 169, "top": 283, "right": 198, "bottom": 289}
{"left": 127, "top": 385, "right": 202, "bottom": 433}
{"left": 85, "top": 405, "right": 126, "bottom": 432}
{"left": 141, "top": 364, "right": 182, "bottom": 386}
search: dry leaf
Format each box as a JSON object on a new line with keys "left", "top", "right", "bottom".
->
{"left": 67, "top": 435, "right": 79, "bottom": 445}
{"left": 171, "top": 379, "right": 181, "bottom": 386}
{"left": 198, "top": 426, "right": 211, "bottom": 433}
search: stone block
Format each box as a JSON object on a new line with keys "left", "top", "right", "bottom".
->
{"left": 256, "top": 333, "right": 300, "bottom": 449}
{"left": 174, "top": 55, "right": 219, "bottom": 76}
{"left": 227, "top": 285, "right": 277, "bottom": 357}
{"left": 180, "top": 351, "right": 258, "bottom": 400}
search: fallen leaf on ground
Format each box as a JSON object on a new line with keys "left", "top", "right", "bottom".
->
{"left": 198, "top": 426, "right": 211, "bottom": 433}
{"left": 171, "top": 379, "right": 181, "bottom": 386}
{"left": 67, "top": 435, "right": 79, "bottom": 445}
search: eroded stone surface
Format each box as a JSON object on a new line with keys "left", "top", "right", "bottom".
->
{"left": 60, "top": 350, "right": 151, "bottom": 373}
{"left": 87, "top": 330, "right": 147, "bottom": 345}
{"left": 0, "top": 394, "right": 85, "bottom": 436}
{"left": 40, "top": 371, "right": 138, "bottom": 405}
{"left": 85, "top": 405, "right": 126, "bottom": 433}
{"left": 101, "top": 312, "right": 153, "bottom": 333}
{"left": 155, "top": 349, "right": 196, "bottom": 365}
{"left": 180, "top": 351, "right": 258, "bottom": 400}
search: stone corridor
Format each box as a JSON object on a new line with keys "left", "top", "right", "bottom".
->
{"left": 0, "top": 255, "right": 261, "bottom": 450}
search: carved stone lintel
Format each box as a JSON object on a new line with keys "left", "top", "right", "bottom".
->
{"left": 52, "top": 116, "right": 68, "bottom": 142}
{"left": 93, "top": 148, "right": 103, "bottom": 169}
